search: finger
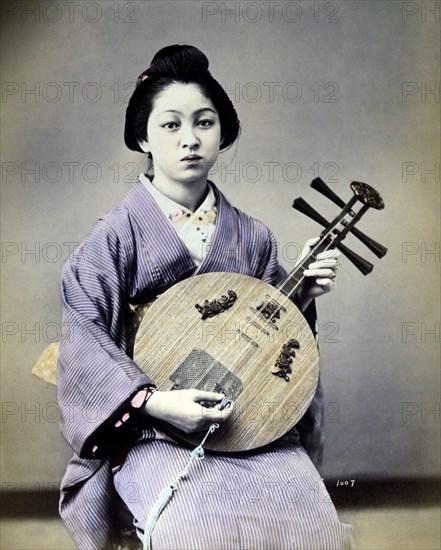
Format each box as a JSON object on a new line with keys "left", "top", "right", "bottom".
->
{"left": 201, "top": 403, "right": 234, "bottom": 422}
{"left": 208, "top": 400, "right": 234, "bottom": 413}
{"left": 309, "top": 279, "right": 335, "bottom": 295}
{"left": 307, "top": 260, "right": 338, "bottom": 270}
{"left": 304, "top": 268, "right": 336, "bottom": 278}
{"left": 192, "top": 390, "right": 225, "bottom": 403}
{"left": 305, "top": 262, "right": 338, "bottom": 277}
{"left": 297, "top": 237, "right": 321, "bottom": 266}
{"left": 316, "top": 249, "right": 340, "bottom": 261}
{"left": 316, "top": 278, "right": 335, "bottom": 286}
{"left": 304, "top": 236, "right": 320, "bottom": 249}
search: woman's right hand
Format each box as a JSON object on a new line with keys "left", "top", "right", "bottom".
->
{"left": 142, "top": 389, "right": 233, "bottom": 433}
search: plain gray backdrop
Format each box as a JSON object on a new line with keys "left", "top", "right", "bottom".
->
{"left": 1, "top": 0, "right": 439, "bottom": 503}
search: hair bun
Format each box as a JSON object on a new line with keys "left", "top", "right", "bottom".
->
{"left": 148, "top": 44, "right": 210, "bottom": 79}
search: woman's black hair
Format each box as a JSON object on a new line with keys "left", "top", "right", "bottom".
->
{"left": 124, "top": 45, "right": 240, "bottom": 153}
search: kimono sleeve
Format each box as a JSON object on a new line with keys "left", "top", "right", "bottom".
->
{"left": 257, "top": 228, "right": 288, "bottom": 287}
{"left": 56, "top": 218, "right": 153, "bottom": 458}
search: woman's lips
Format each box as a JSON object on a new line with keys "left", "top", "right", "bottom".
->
{"left": 181, "top": 155, "right": 202, "bottom": 165}
{"left": 183, "top": 159, "right": 201, "bottom": 165}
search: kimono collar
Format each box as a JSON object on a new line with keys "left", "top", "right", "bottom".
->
{"left": 138, "top": 173, "right": 216, "bottom": 224}
{"left": 122, "top": 176, "right": 243, "bottom": 289}
{"left": 138, "top": 173, "right": 217, "bottom": 267}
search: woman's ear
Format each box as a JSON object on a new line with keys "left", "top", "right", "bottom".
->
{"left": 138, "top": 139, "right": 150, "bottom": 154}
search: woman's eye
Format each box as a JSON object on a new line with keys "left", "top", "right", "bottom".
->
{"left": 162, "top": 122, "right": 179, "bottom": 129}
{"left": 197, "top": 119, "right": 214, "bottom": 128}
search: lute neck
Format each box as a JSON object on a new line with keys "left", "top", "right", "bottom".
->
{"left": 277, "top": 235, "right": 335, "bottom": 300}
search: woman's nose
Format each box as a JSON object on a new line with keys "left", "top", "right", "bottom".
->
{"left": 180, "top": 125, "right": 199, "bottom": 149}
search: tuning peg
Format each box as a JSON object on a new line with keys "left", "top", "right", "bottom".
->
{"left": 342, "top": 220, "right": 387, "bottom": 258}
{"left": 292, "top": 197, "right": 329, "bottom": 227}
{"left": 292, "top": 197, "right": 374, "bottom": 275}
{"left": 311, "top": 177, "right": 345, "bottom": 208}
{"left": 337, "top": 242, "right": 373, "bottom": 275}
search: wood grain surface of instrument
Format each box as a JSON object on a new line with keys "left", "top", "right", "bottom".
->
{"left": 134, "top": 272, "right": 319, "bottom": 452}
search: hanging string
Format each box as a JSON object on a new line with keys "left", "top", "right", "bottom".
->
{"left": 142, "top": 396, "right": 231, "bottom": 550}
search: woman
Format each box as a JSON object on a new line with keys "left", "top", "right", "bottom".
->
{"left": 57, "top": 44, "right": 353, "bottom": 549}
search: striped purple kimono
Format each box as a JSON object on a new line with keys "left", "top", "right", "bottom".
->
{"left": 57, "top": 178, "right": 353, "bottom": 549}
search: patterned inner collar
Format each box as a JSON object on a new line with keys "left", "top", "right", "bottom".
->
{"left": 138, "top": 173, "right": 217, "bottom": 225}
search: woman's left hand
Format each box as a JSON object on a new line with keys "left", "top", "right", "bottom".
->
{"left": 296, "top": 237, "right": 341, "bottom": 311}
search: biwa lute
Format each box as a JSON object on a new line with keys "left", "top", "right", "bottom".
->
{"left": 134, "top": 272, "right": 318, "bottom": 452}
{"left": 133, "top": 179, "right": 387, "bottom": 452}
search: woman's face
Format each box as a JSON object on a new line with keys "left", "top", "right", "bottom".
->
{"left": 141, "top": 82, "right": 221, "bottom": 187}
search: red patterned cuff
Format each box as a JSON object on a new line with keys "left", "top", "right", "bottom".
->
{"left": 91, "top": 385, "right": 156, "bottom": 456}
{"left": 130, "top": 385, "right": 157, "bottom": 410}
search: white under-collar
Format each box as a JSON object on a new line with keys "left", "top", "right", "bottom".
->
{"left": 138, "top": 173, "right": 217, "bottom": 266}
{"left": 139, "top": 173, "right": 216, "bottom": 219}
